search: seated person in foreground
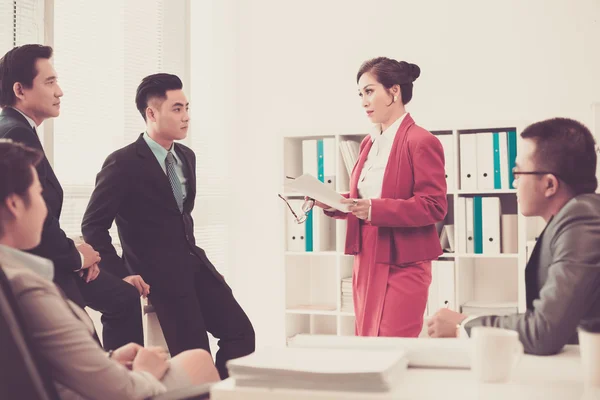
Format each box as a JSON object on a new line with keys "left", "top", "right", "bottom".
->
{"left": 428, "top": 118, "right": 600, "bottom": 355}
{"left": 0, "top": 139, "right": 220, "bottom": 399}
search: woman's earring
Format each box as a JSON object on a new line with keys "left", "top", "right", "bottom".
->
{"left": 393, "top": 96, "right": 398, "bottom": 103}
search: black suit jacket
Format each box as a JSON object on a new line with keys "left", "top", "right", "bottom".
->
{"left": 0, "top": 108, "right": 81, "bottom": 287}
{"left": 81, "top": 134, "right": 222, "bottom": 295}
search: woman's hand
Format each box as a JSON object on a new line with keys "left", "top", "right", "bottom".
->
{"left": 305, "top": 196, "right": 330, "bottom": 209}
{"left": 111, "top": 342, "right": 143, "bottom": 369}
{"left": 132, "top": 347, "right": 170, "bottom": 380}
{"left": 341, "top": 198, "right": 371, "bottom": 220}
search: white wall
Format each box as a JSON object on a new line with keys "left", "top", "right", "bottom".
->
{"left": 190, "top": 0, "right": 600, "bottom": 349}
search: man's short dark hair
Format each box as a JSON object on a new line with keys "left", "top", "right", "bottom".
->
{"left": 135, "top": 73, "right": 183, "bottom": 121}
{"left": 521, "top": 117, "right": 598, "bottom": 195}
{"left": 0, "top": 44, "right": 53, "bottom": 108}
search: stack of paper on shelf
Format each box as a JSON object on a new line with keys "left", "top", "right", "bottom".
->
{"left": 339, "top": 140, "right": 360, "bottom": 176}
{"left": 341, "top": 277, "right": 353, "bottom": 313}
{"left": 226, "top": 347, "right": 408, "bottom": 393}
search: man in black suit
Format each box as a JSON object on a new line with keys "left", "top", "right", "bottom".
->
{"left": 0, "top": 44, "right": 144, "bottom": 350}
{"left": 81, "top": 73, "right": 255, "bottom": 379}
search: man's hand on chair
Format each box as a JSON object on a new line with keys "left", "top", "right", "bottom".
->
{"left": 123, "top": 275, "right": 150, "bottom": 298}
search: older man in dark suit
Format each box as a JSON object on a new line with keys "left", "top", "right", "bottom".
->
{"left": 0, "top": 44, "right": 143, "bottom": 350}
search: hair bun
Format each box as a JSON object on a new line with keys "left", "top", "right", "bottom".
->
{"left": 408, "top": 63, "right": 420, "bottom": 82}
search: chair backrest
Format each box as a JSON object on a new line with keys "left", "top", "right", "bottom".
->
{"left": 0, "top": 267, "right": 59, "bottom": 400}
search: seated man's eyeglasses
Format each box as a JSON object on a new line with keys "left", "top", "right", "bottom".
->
{"left": 513, "top": 169, "right": 562, "bottom": 180}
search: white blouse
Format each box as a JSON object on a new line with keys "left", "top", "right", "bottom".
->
{"left": 357, "top": 113, "right": 407, "bottom": 200}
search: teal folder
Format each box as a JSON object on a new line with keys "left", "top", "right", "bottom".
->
{"left": 507, "top": 130, "right": 517, "bottom": 189}
{"left": 305, "top": 139, "right": 325, "bottom": 252}
{"left": 473, "top": 196, "right": 483, "bottom": 254}
{"left": 493, "top": 132, "right": 501, "bottom": 189}
{"left": 305, "top": 210, "right": 313, "bottom": 252}
{"left": 317, "top": 139, "right": 325, "bottom": 183}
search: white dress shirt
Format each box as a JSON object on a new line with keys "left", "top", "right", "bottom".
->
{"left": 11, "top": 106, "right": 37, "bottom": 129}
{"left": 356, "top": 113, "right": 407, "bottom": 220}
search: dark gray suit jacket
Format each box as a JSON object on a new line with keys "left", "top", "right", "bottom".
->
{"left": 465, "top": 194, "right": 600, "bottom": 355}
{"left": 0, "top": 108, "right": 81, "bottom": 292}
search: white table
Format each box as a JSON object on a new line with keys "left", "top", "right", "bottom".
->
{"left": 211, "top": 346, "right": 600, "bottom": 400}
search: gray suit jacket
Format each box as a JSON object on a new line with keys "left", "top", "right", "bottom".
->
{"left": 465, "top": 194, "right": 600, "bottom": 355}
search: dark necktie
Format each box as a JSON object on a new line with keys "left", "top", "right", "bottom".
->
{"left": 165, "top": 151, "right": 184, "bottom": 213}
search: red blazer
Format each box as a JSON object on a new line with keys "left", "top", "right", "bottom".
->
{"left": 327, "top": 113, "right": 447, "bottom": 265}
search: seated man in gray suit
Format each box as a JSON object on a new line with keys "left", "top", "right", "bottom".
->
{"left": 428, "top": 117, "right": 600, "bottom": 355}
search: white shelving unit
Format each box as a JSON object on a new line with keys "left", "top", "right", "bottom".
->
{"left": 281, "top": 124, "right": 545, "bottom": 341}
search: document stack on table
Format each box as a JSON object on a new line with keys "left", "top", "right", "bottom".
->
{"left": 225, "top": 347, "right": 408, "bottom": 393}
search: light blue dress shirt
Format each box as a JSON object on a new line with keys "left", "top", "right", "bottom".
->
{"left": 143, "top": 132, "right": 188, "bottom": 201}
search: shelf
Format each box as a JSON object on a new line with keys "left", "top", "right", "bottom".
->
{"left": 286, "top": 307, "right": 337, "bottom": 315}
{"left": 339, "top": 311, "right": 355, "bottom": 317}
{"left": 456, "top": 253, "right": 519, "bottom": 259}
{"left": 285, "top": 251, "right": 340, "bottom": 256}
{"left": 281, "top": 192, "right": 304, "bottom": 198}
{"left": 438, "top": 253, "right": 456, "bottom": 259}
{"left": 457, "top": 189, "right": 517, "bottom": 195}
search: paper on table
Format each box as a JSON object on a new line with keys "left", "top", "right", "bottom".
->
{"left": 284, "top": 174, "right": 349, "bottom": 213}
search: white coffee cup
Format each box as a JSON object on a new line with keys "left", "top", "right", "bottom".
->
{"left": 470, "top": 327, "right": 523, "bottom": 383}
{"left": 578, "top": 320, "right": 600, "bottom": 388}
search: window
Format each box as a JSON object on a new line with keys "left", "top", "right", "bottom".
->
{"left": 52, "top": 0, "right": 229, "bottom": 278}
{"left": 53, "top": 0, "right": 163, "bottom": 246}
{"left": 188, "top": 0, "right": 232, "bottom": 278}
{"left": 0, "top": 0, "right": 44, "bottom": 55}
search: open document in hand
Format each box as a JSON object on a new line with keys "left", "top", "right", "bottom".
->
{"left": 284, "top": 174, "right": 350, "bottom": 213}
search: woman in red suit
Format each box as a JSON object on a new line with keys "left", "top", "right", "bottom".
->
{"left": 319, "top": 57, "right": 447, "bottom": 337}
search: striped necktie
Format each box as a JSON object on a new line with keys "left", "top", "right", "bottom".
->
{"left": 165, "top": 151, "right": 184, "bottom": 213}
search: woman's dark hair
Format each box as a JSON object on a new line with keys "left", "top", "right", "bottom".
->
{"left": 357, "top": 57, "right": 421, "bottom": 105}
{"left": 0, "top": 44, "right": 53, "bottom": 108}
{"left": 521, "top": 117, "right": 598, "bottom": 195}
{"left": 0, "top": 140, "right": 43, "bottom": 236}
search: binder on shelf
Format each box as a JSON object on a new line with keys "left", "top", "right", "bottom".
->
{"left": 459, "top": 134, "right": 478, "bottom": 190}
{"left": 456, "top": 197, "right": 467, "bottom": 253}
{"left": 465, "top": 197, "right": 475, "bottom": 253}
{"left": 428, "top": 261, "right": 456, "bottom": 313}
{"left": 323, "top": 138, "right": 336, "bottom": 190}
{"left": 507, "top": 130, "right": 518, "bottom": 188}
{"left": 313, "top": 209, "right": 334, "bottom": 252}
{"left": 286, "top": 199, "right": 306, "bottom": 252}
{"left": 496, "top": 131, "right": 510, "bottom": 189}
{"left": 437, "top": 134, "right": 455, "bottom": 190}
{"left": 501, "top": 214, "right": 518, "bottom": 254}
{"left": 481, "top": 197, "right": 501, "bottom": 254}
{"left": 476, "top": 132, "right": 494, "bottom": 190}
{"left": 473, "top": 196, "right": 483, "bottom": 254}
{"left": 305, "top": 210, "right": 313, "bottom": 252}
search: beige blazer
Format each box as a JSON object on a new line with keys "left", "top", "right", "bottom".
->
{"left": 0, "top": 245, "right": 175, "bottom": 400}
